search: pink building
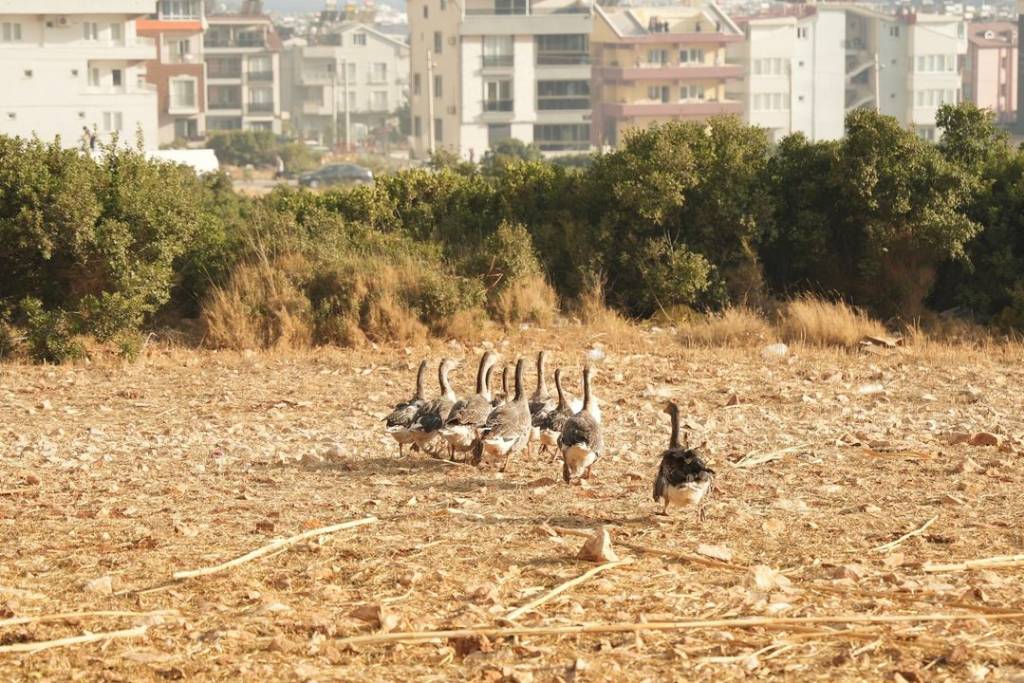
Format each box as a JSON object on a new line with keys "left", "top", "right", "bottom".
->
{"left": 964, "top": 22, "right": 1018, "bottom": 125}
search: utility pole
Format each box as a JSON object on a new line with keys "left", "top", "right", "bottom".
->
{"left": 426, "top": 49, "right": 435, "bottom": 155}
{"left": 873, "top": 52, "right": 881, "bottom": 114}
{"left": 343, "top": 59, "right": 351, "bottom": 152}
{"left": 331, "top": 60, "right": 338, "bottom": 148}
{"left": 788, "top": 57, "right": 794, "bottom": 135}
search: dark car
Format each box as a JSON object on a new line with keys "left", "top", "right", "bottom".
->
{"left": 298, "top": 163, "right": 373, "bottom": 188}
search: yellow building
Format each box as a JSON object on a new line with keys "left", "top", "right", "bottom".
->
{"left": 591, "top": 3, "right": 743, "bottom": 147}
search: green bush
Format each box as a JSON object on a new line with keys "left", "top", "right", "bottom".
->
{"left": 21, "top": 297, "right": 84, "bottom": 363}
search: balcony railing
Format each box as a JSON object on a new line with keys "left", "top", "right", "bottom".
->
{"left": 209, "top": 69, "right": 242, "bottom": 78}
{"left": 209, "top": 101, "right": 242, "bottom": 110}
{"left": 537, "top": 53, "right": 590, "bottom": 66}
{"left": 204, "top": 34, "right": 266, "bottom": 49}
{"left": 248, "top": 70, "right": 273, "bottom": 81}
{"left": 482, "top": 54, "right": 514, "bottom": 68}
{"left": 483, "top": 99, "right": 514, "bottom": 112}
{"left": 248, "top": 101, "right": 275, "bottom": 113}
{"left": 538, "top": 97, "right": 590, "bottom": 110}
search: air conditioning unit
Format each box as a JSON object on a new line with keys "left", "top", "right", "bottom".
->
{"left": 45, "top": 16, "right": 69, "bottom": 28}
{"left": 447, "top": 36, "right": 456, "bottom": 46}
{"left": 447, "top": 105, "right": 456, "bottom": 114}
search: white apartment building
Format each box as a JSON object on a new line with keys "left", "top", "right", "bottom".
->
{"left": 733, "top": 4, "right": 966, "bottom": 142}
{"left": 730, "top": 7, "right": 846, "bottom": 142}
{"left": 204, "top": 13, "right": 283, "bottom": 133}
{"left": 0, "top": 1, "right": 158, "bottom": 149}
{"left": 407, "top": 0, "right": 593, "bottom": 159}
{"left": 282, "top": 22, "right": 409, "bottom": 145}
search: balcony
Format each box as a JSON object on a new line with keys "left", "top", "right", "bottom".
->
{"left": 248, "top": 70, "right": 274, "bottom": 82}
{"left": 482, "top": 54, "right": 515, "bottom": 68}
{"left": 598, "top": 100, "right": 742, "bottom": 118}
{"left": 483, "top": 99, "right": 514, "bottom": 112}
{"left": 537, "top": 97, "right": 590, "bottom": 110}
{"left": 209, "top": 101, "right": 242, "bottom": 110}
{"left": 537, "top": 53, "right": 589, "bottom": 66}
{"left": 302, "top": 100, "right": 329, "bottom": 115}
{"left": 593, "top": 64, "right": 743, "bottom": 81}
{"left": 204, "top": 34, "right": 266, "bottom": 50}
{"left": 248, "top": 101, "right": 275, "bottom": 113}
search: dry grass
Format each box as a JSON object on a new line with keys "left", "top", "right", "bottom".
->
{"left": 572, "top": 279, "right": 641, "bottom": 347}
{"left": 201, "top": 256, "right": 313, "bottom": 351}
{"left": 778, "top": 296, "right": 888, "bottom": 348}
{"left": 489, "top": 274, "right": 559, "bottom": 328}
{"left": 2, "top": 332, "right": 1024, "bottom": 681}
{"left": 677, "top": 307, "right": 774, "bottom": 347}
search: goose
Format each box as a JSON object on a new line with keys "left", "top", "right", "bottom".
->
{"left": 528, "top": 351, "right": 556, "bottom": 454}
{"left": 491, "top": 366, "right": 510, "bottom": 407}
{"left": 439, "top": 351, "right": 499, "bottom": 461}
{"left": 653, "top": 402, "right": 715, "bottom": 519}
{"left": 538, "top": 368, "right": 572, "bottom": 458}
{"left": 384, "top": 359, "right": 429, "bottom": 457}
{"left": 408, "top": 358, "right": 460, "bottom": 454}
{"left": 472, "top": 358, "right": 532, "bottom": 472}
{"left": 559, "top": 365, "right": 603, "bottom": 483}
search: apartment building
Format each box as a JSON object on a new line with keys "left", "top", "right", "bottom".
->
{"left": 137, "top": 0, "right": 207, "bottom": 144}
{"left": 0, "top": 1, "right": 158, "bottom": 149}
{"left": 590, "top": 4, "right": 744, "bottom": 149}
{"left": 844, "top": 6, "right": 966, "bottom": 140}
{"left": 204, "top": 12, "right": 283, "bottom": 133}
{"left": 282, "top": 22, "right": 409, "bottom": 145}
{"left": 407, "top": 0, "right": 593, "bottom": 159}
{"left": 963, "top": 22, "right": 1017, "bottom": 125}
{"left": 729, "top": 6, "right": 846, "bottom": 142}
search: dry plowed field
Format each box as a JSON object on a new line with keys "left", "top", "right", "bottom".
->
{"left": 2, "top": 328, "right": 1024, "bottom": 681}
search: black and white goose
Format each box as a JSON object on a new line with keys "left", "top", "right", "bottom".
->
{"left": 472, "top": 358, "right": 532, "bottom": 472}
{"left": 653, "top": 402, "right": 715, "bottom": 519}
{"left": 408, "top": 358, "right": 460, "bottom": 453}
{"left": 440, "top": 351, "right": 499, "bottom": 461}
{"left": 559, "top": 365, "right": 603, "bottom": 483}
{"left": 384, "top": 359, "right": 429, "bottom": 457}
{"left": 538, "top": 368, "right": 572, "bottom": 458}
{"left": 528, "top": 351, "right": 556, "bottom": 454}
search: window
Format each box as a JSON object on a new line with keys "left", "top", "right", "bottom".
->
{"left": 110, "top": 23, "right": 123, "bottom": 42}
{"left": 346, "top": 62, "right": 356, "bottom": 82}
{"left": 160, "top": 0, "right": 201, "bottom": 19}
{"left": 372, "top": 91, "right": 388, "bottom": 110}
{"left": 174, "top": 118, "right": 199, "bottom": 139}
{"left": 537, "top": 80, "right": 589, "bottom": 110}
{"left": 434, "top": 31, "right": 442, "bottom": 53}
{"left": 646, "top": 85, "right": 669, "bottom": 102}
{"left": 679, "top": 48, "right": 704, "bottom": 64}
{"left": 434, "top": 75, "right": 442, "bottom": 97}
{"left": 889, "top": 25, "right": 899, "bottom": 37}
{"left": 423, "top": 4, "right": 428, "bottom": 18}
{"left": 208, "top": 57, "right": 242, "bottom": 78}
{"left": 753, "top": 60, "right": 761, "bottom": 75}
{"left": 414, "top": 116, "right": 422, "bottom": 137}
{"left": 348, "top": 91, "right": 356, "bottom": 109}
{"left": 249, "top": 86, "right": 274, "bottom": 112}
{"left": 483, "top": 35, "right": 514, "bottom": 67}
{"left": 353, "top": 33, "right": 367, "bottom": 46}
{"left": 102, "top": 111, "right": 124, "bottom": 132}
{"left": 89, "top": 68, "right": 100, "bottom": 87}
{"left": 371, "top": 63, "right": 387, "bottom": 82}
{"left": 1, "top": 22, "right": 22, "bottom": 42}
{"left": 536, "top": 34, "right": 588, "bottom": 65}
{"left": 248, "top": 55, "right": 272, "bottom": 80}
{"left": 484, "top": 79, "right": 512, "bottom": 111}
{"left": 112, "top": 69, "right": 123, "bottom": 88}
{"left": 413, "top": 73, "right": 421, "bottom": 96}
{"left": 434, "top": 118, "right": 443, "bottom": 142}
{"left": 534, "top": 123, "right": 589, "bottom": 151}
{"left": 797, "top": 27, "right": 808, "bottom": 39}
{"left": 170, "top": 78, "right": 197, "bottom": 109}
{"left": 680, "top": 84, "right": 705, "bottom": 101}
{"left": 440, "top": 0, "right": 447, "bottom": 9}
{"left": 488, "top": 124, "right": 511, "bottom": 146}
{"left": 647, "top": 49, "right": 668, "bottom": 65}
{"left": 83, "top": 22, "right": 99, "bottom": 40}
{"left": 172, "top": 39, "right": 191, "bottom": 62}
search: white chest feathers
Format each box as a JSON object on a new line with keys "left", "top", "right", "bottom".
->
{"left": 662, "top": 479, "right": 711, "bottom": 509}
{"left": 563, "top": 445, "right": 598, "bottom": 477}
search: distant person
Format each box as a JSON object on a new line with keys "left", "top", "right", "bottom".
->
{"left": 81, "top": 126, "right": 92, "bottom": 152}
{"left": 88, "top": 128, "right": 97, "bottom": 153}
{"left": 274, "top": 155, "right": 285, "bottom": 180}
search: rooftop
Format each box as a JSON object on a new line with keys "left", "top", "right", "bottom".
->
{"left": 967, "top": 21, "right": 1018, "bottom": 48}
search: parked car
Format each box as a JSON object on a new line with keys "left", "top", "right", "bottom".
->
{"left": 298, "top": 163, "right": 373, "bottom": 188}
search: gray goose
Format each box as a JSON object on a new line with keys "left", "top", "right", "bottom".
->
{"left": 538, "top": 368, "right": 572, "bottom": 458}
{"left": 528, "top": 351, "right": 556, "bottom": 454}
{"left": 408, "top": 358, "right": 460, "bottom": 453}
{"left": 440, "top": 351, "right": 499, "bottom": 461}
{"left": 559, "top": 364, "right": 603, "bottom": 483}
{"left": 384, "top": 359, "right": 429, "bottom": 457}
{"left": 491, "top": 366, "right": 510, "bottom": 407}
{"left": 472, "top": 358, "right": 532, "bottom": 472}
{"left": 653, "top": 402, "right": 715, "bottom": 519}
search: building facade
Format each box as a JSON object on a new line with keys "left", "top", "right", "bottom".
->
{"left": 590, "top": 3, "right": 743, "bottom": 149}
{"left": 137, "top": 0, "right": 207, "bottom": 145}
{"left": 730, "top": 6, "right": 846, "bottom": 142}
{"left": 282, "top": 22, "right": 409, "bottom": 145}
{"left": 0, "top": 0, "right": 158, "bottom": 149}
{"left": 407, "top": 0, "right": 593, "bottom": 159}
{"left": 963, "top": 22, "right": 1018, "bottom": 125}
{"left": 204, "top": 13, "right": 283, "bottom": 133}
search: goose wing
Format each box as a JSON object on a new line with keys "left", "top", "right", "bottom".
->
{"left": 481, "top": 400, "right": 530, "bottom": 439}
{"left": 448, "top": 394, "right": 492, "bottom": 427}
{"left": 558, "top": 412, "right": 602, "bottom": 453}
{"left": 385, "top": 398, "right": 423, "bottom": 428}
{"left": 658, "top": 449, "right": 713, "bottom": 489}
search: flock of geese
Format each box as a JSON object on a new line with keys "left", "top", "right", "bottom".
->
{"left": 385, "top": 351, "right": 716, "bottom": 519}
